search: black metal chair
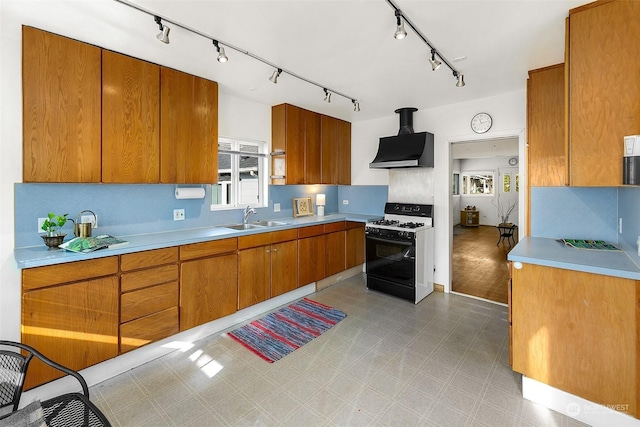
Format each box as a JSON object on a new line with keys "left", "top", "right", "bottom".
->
{"left": 0, "top": 340, "right": 111, "bottom": 427}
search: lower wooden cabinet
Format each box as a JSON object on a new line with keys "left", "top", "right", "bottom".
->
{"left": 325, "top": 222, "right": 346, "bottom": 277}
{"left": 271, "top": 240, "right": 298, "bottom": 297}
{"left": 298, "top": 225, "right": 326, "bottom": 287}
{"left": 345, "top": 222, "right": 365, "bottom": 269}
{"left": 512, "top": 263, "right": 639, "bottom": 417}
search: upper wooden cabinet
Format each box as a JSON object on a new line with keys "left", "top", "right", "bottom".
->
{"left": 568, "top": 0, "right": 640, "bottom": 186}
{"left": 527, "top": 64, "right": 566, "bottom": 187}
{"left": 272, "top": 104, "right": 308, "bottom": 184}
{"left": 22, "top": 27, "right": 102, "bottom": 183}
{"left": 160, "top": 67, "right": 219, "bottom": 183}
{"left": 102, "top": 50, "right": 160, "bottom": 183}
{"left": 321, "top": 116, "right": 351, "bottom": 185}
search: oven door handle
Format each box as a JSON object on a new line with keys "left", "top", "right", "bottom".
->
{"left": 366, "top": 236, "right": 414, "bottom": 246}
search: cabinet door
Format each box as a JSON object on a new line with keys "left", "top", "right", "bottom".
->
{"left": 22, "top": 276, "right": 118, "bottom": 389}
{"left": 336, "top": 119, "right": 352, "bottom": 185}
{"left": 325, "top": 230, "right": 346, "bottom": 277}
{"left": 180, "top": 253, "right": 238, "bottom": 330}
{"left": 161, "top": 67, "right": 218, "bottom": 183}
{"left": 321, "top": 116, "right": 337, "bottom": 184}
{"left": 298, "top": 235, "right": 325, "bottom": 287}
{"left": 238, "top": 246, "right": 271, "bottom": 309}
{"left": 272, "top": 104, "right": 305, "bottom": 185}
{"left": 102, "top": 50, "right": 160, "bottom": 183}
{"left": 527, "top": 64, "right": 566, "bottom": 186}
{"left": 22, "top": 27, "right": 101, "bottom": 183}
{"left": 569, "top": 1, "right": 640, "bottom": 186}
{"left": 304, "top": 110, "right": 321, "bottom": 184}
{"left": 512, "top": 263, "right": 637, "bottom": 416}
{"left": 345, "top": 224, "right": 365, "bottom": 269}
{"left": 271, "top": 240, "right": 298, "bottom": 297}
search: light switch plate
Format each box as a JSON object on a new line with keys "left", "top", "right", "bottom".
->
{"left": 173, "top": 209, "right": 185, "bottom": 221}
{"left": 342, "top": 200, "right": 349, "bottom": 205}
{"left": 274, "top": 203, "right": 281, "bottom": 212}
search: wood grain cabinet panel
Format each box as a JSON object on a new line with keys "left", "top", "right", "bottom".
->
{"left": 121, "top": 282, "right": 178, "bottom": 323}
{"left": 238, "top": 246, "right": 271, "bottom": 310}
{"left": 321, "top": 115, "right": 351, "bottom": 185}
{"left": 22, "top": 26, "right": 102, "bottom": 183}
{"left": 271, "top": 240, "right": 298, "bottom": 297}
{"left": 568, "top": 0, "right": 640, "bottom": 186}
{"left": 272, "top": 104, "right": 305, "bottom": 185}
{"left": 22, "top": 276, "right": 118, "bottom": 389}
{"left": 22, "top": 257, "right": 118, "bottom": 291}
{"left": 180, "top": 238, "right": 238, "bottom": 261}
{"left": 120, "top": 307, "right": 179, "bottom": 354}
{"left": 527, "top": 64, "right": 566, "bottom": 187}
{"left": 325, "top": 230, "right": 346, "bottom": 277}
{"left": 304, "top": 109, "right": 321, "bottom": 184}
{"left": 512, "top": 263, "right": 638, "bottom": 417}
{"left": 160, "top": 67, "right": 219, "bottom": 183}
{"left": 121, "top": 247, "right": 178, "bottom": 272}
{"left": 336, "top": 119, "right": 352, "bottom": 185}
{"left": 345, "top": 223, "right": 365, "bottom": 269}
{"left": 180, "top": 253, "right": 238, "bottom": 330}
{"left": 298, "top": 235, "right": 325, "bottom": 287}
{"left": 102, "top": 50, "right": 160, "bottom": 183}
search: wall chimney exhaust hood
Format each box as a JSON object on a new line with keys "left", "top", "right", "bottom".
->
{"left": 369, "top": 108, "right": 434, "bottom": 169}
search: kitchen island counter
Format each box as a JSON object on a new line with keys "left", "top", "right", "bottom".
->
{"left": 508, "top": 236, "right": 640, "bottom": 280}
{"left": 15, "top": 213, "right": 380, "bottom": 269}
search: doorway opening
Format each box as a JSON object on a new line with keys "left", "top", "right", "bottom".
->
{"left": 450, "top": 137, "right": 519, "bottom": 304}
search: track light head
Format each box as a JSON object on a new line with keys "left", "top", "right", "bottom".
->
{"left": 213, "top": 40, "right": 228, "bottom": 63}
{"left": 352, "top": 99, "right": 360, "bottom": 112}
{"left": 429, "top": 49, "right": 441, "bottom": 71}
{"left": 394, "top": 10, "right": 407, "bottom": 40}
{"left": 269, "top": 68, "right": 282, "bottom": 84}
{"left": 323, "top": 89, "right": 331, "bottom": 103}
{"left": 455, "top": 72, "right": 465, "bottom": 87}
{"left": 154, "top": 16, "right": 170, "bottom": 44}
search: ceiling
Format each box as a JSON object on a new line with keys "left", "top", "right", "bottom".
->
{"left": 12, "top": 0, "right": 590, "bottom": 123}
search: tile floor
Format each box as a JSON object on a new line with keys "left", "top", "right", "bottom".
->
{"left": 91, "top": 274, "right": 586, "bottom": 426}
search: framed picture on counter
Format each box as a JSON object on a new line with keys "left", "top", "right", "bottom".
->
{"left": 292, "top": 197, "right": 313, "bottom": 217}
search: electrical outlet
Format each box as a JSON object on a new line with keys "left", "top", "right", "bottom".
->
{"left": 342, "top": 200, "right": 349, "bottom": 205}
{"left": 274, "top": 203, "right": 281, "bottom": 212}
{"left": 173, "top": 209, "right": 185, "bottom": 221}
{"left": 619, "top": 218, "right": 623, "bottom": 234}
{"left": 37, "top": 218, "right": 47, "bottom": 233}
{"left": 81, "top": 214, "right": 98, "bottom": 228}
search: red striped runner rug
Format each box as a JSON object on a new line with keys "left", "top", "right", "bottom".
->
{"left": 227, "top": 298, "right": 346, "bottom": 363}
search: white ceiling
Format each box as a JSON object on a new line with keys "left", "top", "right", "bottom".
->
{"left": 10, "top": 0, "right": 590, "bottom": 123}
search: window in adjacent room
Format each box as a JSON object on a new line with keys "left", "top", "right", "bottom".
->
{"left": 452, "top": 173, "right": 460, "bottom": 195}
{"left": 211, "top": 137, "right": 267, "bottom": 210}
{"left": 462, "top": 172, "right": 494, "bottom": 195}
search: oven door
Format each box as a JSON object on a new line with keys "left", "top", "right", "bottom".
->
{"left": 365, "top": 235, "right": 416, "bottom": 287}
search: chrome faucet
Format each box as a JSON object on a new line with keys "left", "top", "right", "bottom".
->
{"left": 243, "top": 205, "right": 257, "bottom": 224}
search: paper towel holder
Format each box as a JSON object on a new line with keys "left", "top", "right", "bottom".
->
{"left": 175, "top": 186, "right": 206, "bottom": 200}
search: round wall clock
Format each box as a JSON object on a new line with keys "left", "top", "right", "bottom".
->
{"left": 508, "top": 157, "right": 518, "bottom": 166}
{"left": 471, "top": 112, "right": 492, "bottom": 134}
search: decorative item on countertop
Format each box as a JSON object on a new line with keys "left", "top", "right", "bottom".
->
{"left": 316, "top": 193, "right": 326, "bottom": 216}
{"left": 60, "top": 235, "right": 128, "bottom": 253}
{"left": 491, "top": 194, "right": 517, "bottom": 225}
{"left": 558, "top": 239, "right": 621, "bottom": 251}
{"left": 71, "top": 209, "right": 97, "bottom": 238}
{"left": 292, "top": 197, "right": 313, "bottom": 217}
{"left": 40, "top": 212, "right": 68, "bottom": 249}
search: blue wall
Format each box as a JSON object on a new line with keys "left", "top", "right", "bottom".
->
{"left": 15, "top": 184, "right": 387, "bottom": 247}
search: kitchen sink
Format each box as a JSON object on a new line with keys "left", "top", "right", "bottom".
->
{"left": 221, "top": 223, "right": 265, "bottom": 231}
{"left": 252, "top": 220, "right": 289, "bottom": 227}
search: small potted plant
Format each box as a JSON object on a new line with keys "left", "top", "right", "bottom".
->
{"left": 41, "top": 212, "right": 68, "bottom": 248}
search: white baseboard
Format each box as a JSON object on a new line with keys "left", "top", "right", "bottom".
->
{"left": 21, "top": 284, "right": 315, "bottom": 406}
{"left": 522, "top": 376, "right": 640, "bottom": 427}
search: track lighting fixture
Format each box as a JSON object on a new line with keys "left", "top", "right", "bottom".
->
{"left": 154, "top": 16, "right": 170, "bottom": 44}
{"left": 429, "top": 49, "right": 441, "bottom": 71}
{"left": 323, "top": 89, "right": 331, "bottom": 103}
{"left": 394, "top": 10, "right": 407, "bottom": 40}
{"left": 269, "top": 68, "right": 282, "bottom": 84}
{"left": 115, "top": 0, "right": 359, "bottom": 109}
{"left": 352, "top": 99, "right": 360, "bottom": 112}
{"left": 386, "top": 0, "right": 465, "bottom": 87}
{"left": 212, "top": 40, "right": 228, "bottom": 63}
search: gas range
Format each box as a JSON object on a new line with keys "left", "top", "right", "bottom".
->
{"left": 366, "top": 203, "right": 433, "bottom": 240}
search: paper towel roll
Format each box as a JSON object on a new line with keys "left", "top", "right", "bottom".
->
{"left": 175, "top": 187, "right": 205, "bottom": 199}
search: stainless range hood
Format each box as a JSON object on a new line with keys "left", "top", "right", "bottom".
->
{"left": 369, "top": 108, "right": 434, "bottom": 169}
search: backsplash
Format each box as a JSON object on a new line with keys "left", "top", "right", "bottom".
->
{"left": 15, "top": 184, "right": 386, "bottom": 248}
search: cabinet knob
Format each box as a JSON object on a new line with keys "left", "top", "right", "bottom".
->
{"left": 273, "top": 248, "right": 278, "bottom": 252}
{"left": 266, "top": 249, "right": 270, "bottom": 253}
{"left": 513, "top": 262, "right": 523, "bottom": 270}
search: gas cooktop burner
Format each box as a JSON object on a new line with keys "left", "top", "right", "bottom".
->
{"left": 397, "top": 222, "right": 425, "bottom": 229}
{"left": 371, "top": 219, "right": 400, "bottom": 226}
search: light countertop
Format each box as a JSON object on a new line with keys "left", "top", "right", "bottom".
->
{"left": 15, "top": 213, "right": 381, "bottom": 270}
{"left": 507, "top": 236, "right": 640, "bottom": 280}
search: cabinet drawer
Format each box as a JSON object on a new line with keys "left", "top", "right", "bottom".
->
{"left": 121, "top": 264, "right": 178, "bottom": 292}
{"left": 298, "top": 224, "right": 324, "bottom": 238}
{"left": 120, "top": 307, "right": 179, "bottom": 354}
{"left": 324, "top": 221, "right": 345, "bottom": 233}
{"left": 23, "top": 256, "right": 118, "bottom": 291}
{"left": 121, "top": 247, "right": 178, "bottom": 271}
{"left": 238, "top": 229, "right": 297, "bottom": 250}
{"left": 346, "top": 221, "right": 364, "bottom": 230}
{"left": 121, "top": 282, "right": 178, "bottom": 323}
{"left": 180, "top": 238, "right": 237, "bottom": 260}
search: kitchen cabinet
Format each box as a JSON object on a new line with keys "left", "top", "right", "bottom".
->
{"left": 527, "top": 64, "right": 566, "bottom": 187}
{"left": 102, "top": 50, "right": 160, "bottom": 183}
{"left": 271, "top": 104, "right": 311, "bottom": 184}
{"left": 512, "top": 262, "right": 639, "bottom": 417}
{"left": 180, "top": 239, "right": 238, "bottom": 330}
{"left": 568, "top": 0, "right": 640, "bottom": 186}
{"left": 21, "top": 257, "right": 119, "bottom": 389}
{"left": 460, "top": 209, "right": 479, "bottom": 227}
{"left": 298, "top": 225, "right": 326, "bottom": 287}
{"left": 321, "top": 116, "right": 352, "bottom": 185}
{"left": 345, "top": 221, "right": 365, "bottom": 269}
{"left": 324, "top": 222, "right": 346, "bottom": 277}
{"left": 22, "top": 26, "right": 102, "bottom": 183}
{"left": 238, "top": 229, "right": 298, "bottom": 309}
{"left": 160, "top": 67, "right": 219, "bottom": 184}
{"left": 120, "top": 248, "right": 179, "bottom": 353}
